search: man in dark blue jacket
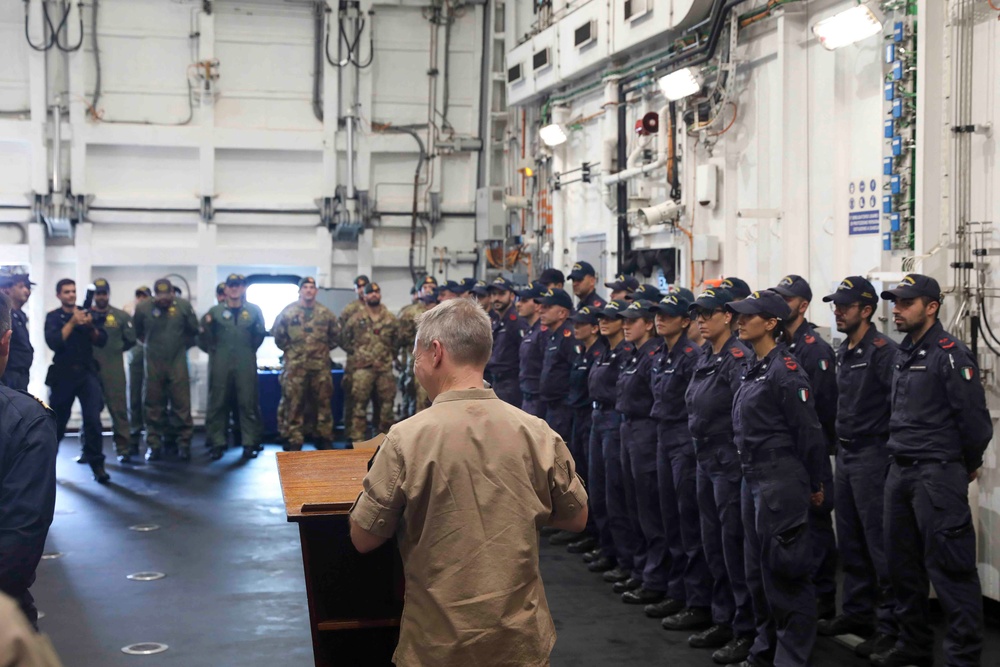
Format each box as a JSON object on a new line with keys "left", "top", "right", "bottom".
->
{"left": 0, "top": 291, "right": 58, "bottom": 629}
{"left": 537, "top": 288, "right": 576, "bottom": 442}
{"left": 873, "top": 274, "right": 991, "bottom": 667}
{"left": 485, "top": 276, "right": 526, "bottom": 407}
{"left": 0, "top": 271, "right": 34, "bottom": 392}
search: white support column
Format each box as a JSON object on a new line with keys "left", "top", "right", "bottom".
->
{"left": 357, "top": 229, "right": 374, "bottom": 281}
{"left": 776, "top": 9, "right": 811, "bottom": 280}
{"left": 27, "top": 221, "right": 47, "bottom": 397}
{"left": 198, "top": 9, "right": 216, "bottom": 201}
{"left": 27, "top": 0, "right": 49, "bottom": 194}
{"left": 196, "top": 221, "right": 218, "bottom": 313}
{"left": 316, "top": 226, "right": 333, "bottom": 287}
{"left": 915, "top": 0, "right": 948, "bottom": 272}
{"left": 67, "top": 0, "right": 87, "bottom": 193}
{"left": 74, "top": 222, "right": 93, "bottom": 289}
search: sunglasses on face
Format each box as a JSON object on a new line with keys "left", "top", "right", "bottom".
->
{"left": 694, "top": 307, "right": 723, "bottom": 319}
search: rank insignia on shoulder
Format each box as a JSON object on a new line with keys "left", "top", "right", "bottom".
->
{"left": 541, "top": 325, "right": 549, "bottom": 332}
{"left": 872, "top": 336, "right": 887, "bottom": 348}
{"left": 819, "top": 359, "right": 830, "bottom": 371}
{"left": 730, "top": 348, "right": 744, "bottom": 358}
{"left": 960, "top": 367, "right": 975, "bottom": 381}
{"left": 784, "top": 357, "right": 798, "bottom": 371}
{"left": 509, "top": 313, "right": 517, "bottom": 321}
{"left": 685, "top": 346, "right": 693, "bottom": 353}
{"left": 797, "top": 388, "right": 810, "bottom": 402}
{"left": 938, "top": 337, "right": 956, "bottom": 350}
{"left": 804, "top": 334, "right": 816, "bottom": 344}
{"left": 564, "top": 329, "right": 572, "bottom": 337}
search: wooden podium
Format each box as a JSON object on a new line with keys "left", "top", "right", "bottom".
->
{"left": 276, "top": 449, "right": 403, "bottom": 666}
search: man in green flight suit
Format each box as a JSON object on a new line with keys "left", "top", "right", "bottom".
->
{"left": 89, "top": 278, "right": 138, "bottom": 463}
{"left": 273, "top": 276, "right": 340, "bottom": 451}
{"left": 128, "top": 286, "right": 151, "bottom": 455}
{"left": 133, "top": 278, "right": 200, "bottom": 461}
{"left": 340, "top": 281, "right": 398, "bottom": 443}
{"left": 198, "top": 274, "right": 266, "bottom": 461}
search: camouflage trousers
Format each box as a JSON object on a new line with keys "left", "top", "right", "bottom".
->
{"left": 279, "top": 366, "right": 334, "bottom": 447}
{"left": 347, "top": 367, "right": 395, "bottom": 442}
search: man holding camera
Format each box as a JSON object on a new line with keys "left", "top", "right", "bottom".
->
{"left": 44, "top": 279, "right": 109, "bottom": 483}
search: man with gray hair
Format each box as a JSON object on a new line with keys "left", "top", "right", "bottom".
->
{"left": 349, "top": 297, "right": 588, "bottom": 667}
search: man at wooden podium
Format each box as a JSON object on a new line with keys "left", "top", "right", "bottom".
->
{"left": 349, "top": 297, "right": 588, "bottom": 666}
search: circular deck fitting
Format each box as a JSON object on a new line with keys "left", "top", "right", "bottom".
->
{"left": 129, "top": 524, "right": 160, "bottom": 532}
{"left": 40, "top": 552, "right": 63, "bottom": 560}
{"left": 126, "top": 572, "right": 166, "bottom": 582}
{"left": 121, "top": 643, "right": 169, "bottom": 655}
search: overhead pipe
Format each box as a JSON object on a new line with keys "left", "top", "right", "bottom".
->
{"left": 51, "top": 103, "right": 62, "bottom": 194}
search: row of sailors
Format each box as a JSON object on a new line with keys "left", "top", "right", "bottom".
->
{"left": 481, "top": 267, "right": 989, "bottom": 667}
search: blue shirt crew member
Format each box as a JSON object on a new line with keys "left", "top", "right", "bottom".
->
{"left": 615, "top": 300, "right": 670, "bottom": 606}
{"left": 604, "top": 274, "right": 639, "bottom": 302}
{"left": 44, "top": 279, "right": 110, "bottom": 484}
{"left": 537, "top": 288, "right": 577, "bottom": 444}
{"left": 587, "top": 301, "right": 640, "bottom": 584}
{"left": 721, "top": 277, "right": 752, "bottom": 300}
{"left": 875, "top": 274, "right": 991, "bottom": 667}
{"left": 0, "top": 271, "right": 35, "bottom": 392}
{"left": 0, "top": 291, "right": 57, "bottom": 630}
{"left": 772, "top": 274, "right": 838, "bottom": 618}
{"left": 632, "top": 283, "right": 663, "bottom": 302}
{"left": 728, "top": 290, "right": 826, "bottom": 667}
{"left": 517, "top": 282, "right": 547, "bottom": 417}
{"left": 816, "top": 277, "right": 898, "bottom": 656}
{"left": 647, "top": 294, "right": 713, "bottom": 630}
{"left": 685, "top": 288, "right": 755, "bottom": 661}
{"left": 485, "top": 277, "right": 526, "bottom": 408}
{"left": 567, "top": 261, "right": 607, "bottom": 312}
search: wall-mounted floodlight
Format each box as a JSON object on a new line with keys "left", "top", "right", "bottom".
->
{"left": 540, "top": 123, "right": 568, "bottom": 147}
{"left": 812, "top": 2, "right": 884, "bottom": 51}
{"left": 637, "top": 200, "right": 683, "bottom": 227}
{"left": 657, "top": 68, "right": 701, "bottom": 102}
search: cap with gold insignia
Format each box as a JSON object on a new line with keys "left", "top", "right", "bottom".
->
{"left": 571, "top": 305, "right": 600, "bottom": 325}
{"left": 538, "top": 288, "right": 574, "bottom": 310}
{"left": 880, "top": 273, "right": 941, "bottom": 302}
{"left": 216, "top": 282, "right": 226, "bottom": 295}
{"left": 488, "top": 276, "right": 515, "bottom": 293}
{"left": 226, "top": 273, "right": 245, "bottom": 287}
{"left": 93, "top": 278, "right": 110, "bottom": 294}
{"left": 721, "top": 277, "right": 752, "bottom": 299}
{"left": 822, "top": 276, "right": 878, "bottom": 306}
{"left": 620, "top": 300, "right": 657, "bottom": 319}
{"left": 567, "top": 261, "right": 596, "bottom": 281}
{"left": 771, "top": 274, "right": 813, "bottom": 302}
{"left": 726, "top": 290, "right": 792, "bottom": 320}
{"left": 650, "top": 294, "right": 692, "bottom": 317}
{"left": 363, "top": 282, "right": 381, "bottom": 295}
{"left": 135, "top": 285, "right": 152, "bottom": 298}
{"left": 421, "top": 275, "right": 438, "bottom": 287}
{"left": 689, "top": 288, "right": 734, "bottom": 313}
{"left": 154, "top": 278, "right": 173, "bottom": 296}
{"left": 604, "top": 274, "right": 639, "bottom": 292}
{"left": 298, "top": 276, "right": 317, "bottom": 288}
{"left": 471, "top": 280, "right": 490, "bottom": 296}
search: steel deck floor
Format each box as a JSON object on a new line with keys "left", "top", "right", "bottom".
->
{"left": 32, "top": 436, "right": 999, "bottom": 666}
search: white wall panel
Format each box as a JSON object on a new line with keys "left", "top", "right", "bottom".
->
{"left": 0, "top": 142, "right": 32, "bottom": 196}
{"left": 215, "top": 148, "right": 323, "bottom": 203}
{"left": 86, "top": 144, "right": 200, "bottom": 199}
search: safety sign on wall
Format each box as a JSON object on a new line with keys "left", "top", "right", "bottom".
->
{"left": 847, "top": 178, "right": 880, "bottom": 235}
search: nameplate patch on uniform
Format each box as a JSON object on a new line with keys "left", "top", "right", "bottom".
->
{"left": 910, "top": 365, "right": 927, "bottom": 371}
{"left": 851, "top": 362, "right": 868, "bottom": 369}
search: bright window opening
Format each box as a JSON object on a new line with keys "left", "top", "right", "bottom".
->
{"left": 245, "top": 281, "right": 299, "bottom": 368}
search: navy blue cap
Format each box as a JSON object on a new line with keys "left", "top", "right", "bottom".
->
{"left": 539, "top": 268, "right": 565, "bottom": 285}
{"left": 488, "top": 276, "right": 515, "bottom": 292}
{"left": 568, "top": 261, "right": 596, "bottom": 281}
{"left": 689, "top": 287, "right": 734, "bottom": 313}
{"left": 442, "top": 280, "right": 467, "bottom": 295}
{"left": 632, "top": 284, "right": 663, "bottom": 301}
{"left": 771, "top": 274, "right": 813, "bottom": 301}
{"left": 471, "top": 280, "right": 490, "bottom": 296}
{"left": 460, "top": 277, "right": 478, "bottom": 292}
{"left": 620, "top": 299, "right": 657, "bottom": 319}
{"left": 721, "top": 277, "right": 752, "bottom": 299}
{"left": 599, "top": 300, "right": 629, "bottom": 319}
{"left": 571, "top": 305, "right": 601, "bottom": 325}
{"left": 605, "top": 274, "right": 640, "bottom": 292}
{"left": 93, "top": 278, "right": 110, "bottom": 293}
{"left": 516, "top": 281, "right": 545, "bottom": 300}
{"left": 822, "top": 276, "right": 879, "bottom": 306}
{"left": 668, "top": 286, "right": 695, "bottom": 302}
{"left": 539, "top": 287, "right": 574, "bottom": 310}
{"left": 880, "top": 274, "right": 942, "bottom": 302}
{"left": 651, "top": 294, "right": 692, "bottom": 317}
{"left": 725, "top": 290, "right": 792, "bottom": 320}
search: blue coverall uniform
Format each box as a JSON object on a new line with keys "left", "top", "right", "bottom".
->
{"left": 650, "top": 332, "right": 710, "bottom": 609}
{"left": 616, "top": 337, "right": 667, "bottom": 592}
{"left": 833, "top": 326, "right": 898, "bottom": 636}
{"left": 486, "top": 304, "right": 527, "bottom": 408}
{"left": 687, "top": 334, "right": 755, "bottom": 636}
{"left": 733, "top": 346, "right": 826, "bottom": 667}
{"left": 518, "top": 320, "right": 546, "bottom": 417}
{"left": 1, "top": 308, "right": 33, "bottom": 391}
{"left": 884, "top": 320, "right": 991, "bottom": 666}
{"left": 540, "top": 321, "right": 576, "bottom": 442}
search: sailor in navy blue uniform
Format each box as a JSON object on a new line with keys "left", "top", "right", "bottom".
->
{"left": 728, "top": 290, "right": 827, "bottom": 667}
{"left": 604, "top": 274, "right": 639, "bottom": 302}
{"left": 516, "top": 282, "right": 546, "bottom": 417}
{"left": 537, "top": 287, "right": 578, "bottom": 444}
{"left": 721, "top": 277, "right": 752, "bottom": 300}
{"left": 0, "top": 272, "right": 35, "bottom": 392}
{"left": 589, "top": 301, "right": 640, "bottom": 585}
{"left": 685, "top": 288, "right": 756, "bottom": 662}
{"left": 873, "top": 274, "right": 991, "bottom": 667}
{"left": 647, "top": 294, "right": 713, "bottom": 632}
{"left": 632, "top": 283, "right": 663, "bottom": 302}
{"left": 616, "top": 300, "right": 669, "bottom": 606}
{"left": 817, "top": 277, "right": 898, "bottom": 658}
{"left": 0, "top": 292, "right": 57, "bottom": 630}
{"left": 567, "top": 261, "right": 607, "bottom": 312}
{"left": 771, "top": 274, "right": 838, "bottom": 618}
{"left": 559, "top": 305, "right": 606, "bottom": 559}
{"left": 44, "top": 279, "right": 110, "bottom": 483}
{"left": 485, "top": 276, "right": 526, "bottom": 408}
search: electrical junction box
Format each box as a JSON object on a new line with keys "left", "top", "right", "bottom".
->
{"left": 696, "top": 164, "right": 718, "bottom": 209}
{"left": 692, "top": 234, "right": 719, "bottom": 262}
{"left": 476, "top": 187, "right": 507, "bottom": 241}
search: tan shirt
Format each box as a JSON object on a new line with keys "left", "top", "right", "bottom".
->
{"left": 0, "top": 593, "right": 63, "bottom": 667}
{"left": 350, "top": 388, "right": 587, "bottom": 667}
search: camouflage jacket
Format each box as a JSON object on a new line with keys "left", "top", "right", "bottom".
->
{"left": 396, "top": 302, "right": 429, "bottom": 358}
{"left": 273, "top": 301, "right": 340, "bottom": 371}
{"left": 340, "top": 303, "right": 398, "bottom": 372}
{"left": 338, "top": 299, "right": 365, "bottom": 329}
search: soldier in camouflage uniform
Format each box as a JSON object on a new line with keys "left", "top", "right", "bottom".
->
{"left": 89, "top": 279, "right": 138, "bottom": 462}
{"left": 272, "top": 277, "right": 340, "bottom": 450}
{"left": 133, "top": 278, "right": 200, "bottom": 461}
{"left": 198, "top": 274, "right": 266, "bottom": 460}
{"left": 396, "top": 276, "right": 437, "bottom": 417}
{"left": 128, "top": 286, "right": 151, "bottom": 454}
{"left": 340, "top": 281, "right": 398, "bottom": 442}
{"left": 339, "top": 275, "right": 370, "bottom": 435}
